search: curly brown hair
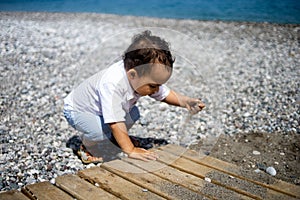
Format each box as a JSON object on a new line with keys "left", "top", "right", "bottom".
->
{"left": 123, "top": 30, "right": 175, "bottom": 76}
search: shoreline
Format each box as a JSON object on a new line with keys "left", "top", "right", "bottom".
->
{"left": 1, "top": 11, "right": 299, "bottom": 26}
{"left": 1, "top": 11, "right": 299, "bottom": 191}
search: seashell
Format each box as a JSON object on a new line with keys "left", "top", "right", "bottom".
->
{"left": 266, "top": 166, "right": 276, "bottom": 176}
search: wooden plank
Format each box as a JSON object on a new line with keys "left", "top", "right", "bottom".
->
{"left": 102, "top": 159, "right": 208, "bottom": 200}
{"left": 272, "top": 181, "right": 300, "bottom": 199}
{"left": 123, "top": 157, "right": 254, "bottom": 200}
{"left": 0, "top": 190, "right": 30, "bottom": 200}
{"left": 156, "top": 148, "right": 297, "bottom": 200}
{"left": 21, "top": 181, "right": 73, "bottom": 200}
{"left": 159, "top": 144, "right": 235, "bottom": 168}
{"left": 78, "top": 167, "right": 165, "bottom": 200}
{"left": 160, "top": 144, "right": 300, "bottom": 199}
{"left": 55, "top": 174, "right": 119, "bottom": 200}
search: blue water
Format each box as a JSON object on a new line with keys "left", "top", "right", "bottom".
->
{"left": 0, "top": 0, "right": 299, "bottom": 24}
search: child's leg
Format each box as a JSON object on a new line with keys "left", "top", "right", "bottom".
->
{"left": 64, "top": 106, "right": 140, "bottom": 156}
{"left": 72, "top": 112, "right": 105, "bottom": 146}
{"left": 79, "top": 106, "right": 140, "bottom": 156}
{"left": 64, "top": 109, "right": 105, "bottom": 156}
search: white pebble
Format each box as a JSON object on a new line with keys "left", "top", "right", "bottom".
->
{"left": 204, "top": 177, "right": 211, "bottom": 182}
{"left": 60, "top": 121, "right": 69, "bottom": 130}
{"left": 266, "top": 166, "right": 276, "bottom": 176}
{"left": 254, "top": 169, "right": 261, "bottom": 173}
{"left": 252, "top": 150, "right": 261, "bottom": 155}
{"left": 50, "top": 178, "right": 55, "bottom": 184}
{"left": 159, "top": 103, "right": 168, "bottom": 111}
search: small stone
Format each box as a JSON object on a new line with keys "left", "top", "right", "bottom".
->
{"left": 60, "top": 121, "right": 69, "bottom": 130}
{"left": 243, "top": 112, "right": 251, "bottom": 117}
{"left": 140, "top": 118, "right": 148, "bottom": 126}
{"left": 26, "top": 177, "right": 36, "bottom": 185}
{"left": 50, "top": 178, "right": 55, "bottom": 184}
{"left": 45, "top": 164, "right": 52, "bottom": 171}
{"left": 204, "top": 177, "right": 211, "bottom": 182}
{"left": 159, "top": 103, "right": 168, "bottom": 111}
{"left": 254, "top": 169, "right": 261, "bottom": 173}
{"left": 28, "top": 169, "right": 39, "bottom": 175}
{"left": 266, "top": 166, "right": 276, "bottom": 176}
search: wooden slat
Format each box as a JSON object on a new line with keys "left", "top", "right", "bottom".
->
{"left": 55, "top": 174, "right": 119, "bottom": 200}
{"left": 102, "top": 159, "right": 208, "bottom": 200}
{"left": 272, "top": 181, "right": 300, "bottom": 199}
{"left": 156, "top": 148, "right": 298, "bottom": 200}
{"left": 21, "top": 181, "right": 73, "bottom": 200}
{"left": 0, "top": 190, "right": 30, "bottom": 200}
{"left": 78, "top": 167, "right": 165, "bottom": 200}
{"left": 160, "top": 144, "right": 300, "bottom": 199}
{"left": 122, "top": 157, "right": 253, "bottom": 200}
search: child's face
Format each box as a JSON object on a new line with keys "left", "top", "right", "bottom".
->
{"left": 127, "top": 64, "right": 172, "bottom": 96}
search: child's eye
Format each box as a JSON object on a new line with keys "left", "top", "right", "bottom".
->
{"left": 149, "top": 85, "right": 157, "bottom": 88}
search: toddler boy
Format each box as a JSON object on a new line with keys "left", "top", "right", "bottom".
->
{"left": 63, "top": 30, "right": 205, "bottom": 163}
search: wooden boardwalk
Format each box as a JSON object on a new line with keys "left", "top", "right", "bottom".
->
{"left": 1, "top": 144, "right": 299, "bottom": 200}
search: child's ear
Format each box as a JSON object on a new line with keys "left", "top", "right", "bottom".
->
{"left": 128, "top": 69, "right": 137, "bottom": 79}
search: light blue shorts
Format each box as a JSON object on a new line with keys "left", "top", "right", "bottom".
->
{"left": 63, "top": 106, "right": 140, "bottom": 156}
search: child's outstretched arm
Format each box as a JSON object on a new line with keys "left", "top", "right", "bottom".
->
{"left": 109, "top": 122, "right": 158, "bottom": 161}
{"left": 163, "top": 90, "right": 205, "bottom": 114}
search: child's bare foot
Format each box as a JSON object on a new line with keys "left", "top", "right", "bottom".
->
{"left": 77, "top": 145, "right": 103, "bottom": 164}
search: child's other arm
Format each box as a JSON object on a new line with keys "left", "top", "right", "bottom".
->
{"left": 109, "top": 122, "right": 158, "bottom": 161}
{"left": 162, "top": 90, "right": 205, "bottom": 114}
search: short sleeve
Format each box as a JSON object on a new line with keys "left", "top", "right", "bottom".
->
{"left": 100, "top": 82, "right": 126, "bottom": 123}
{"left": 149, "top": 85, "right": 170, "bottom": 101}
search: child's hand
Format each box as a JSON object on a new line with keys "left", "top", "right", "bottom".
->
{"left": 186, "top": 98, "right": 205, "bottom": 115}
{"left": 128, "top": 147, "right": 158, "bottom": 161}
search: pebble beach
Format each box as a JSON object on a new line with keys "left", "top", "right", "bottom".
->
{"left": 0, "top": 12, "right": 299, "bottom": 191}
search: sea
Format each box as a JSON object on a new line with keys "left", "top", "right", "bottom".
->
{"left": 0, "top": 0, "right": 299, "bottom": 24}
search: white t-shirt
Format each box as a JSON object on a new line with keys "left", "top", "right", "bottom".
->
{"left": 64, "top": 60, "right": 170, "bottom": 123}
